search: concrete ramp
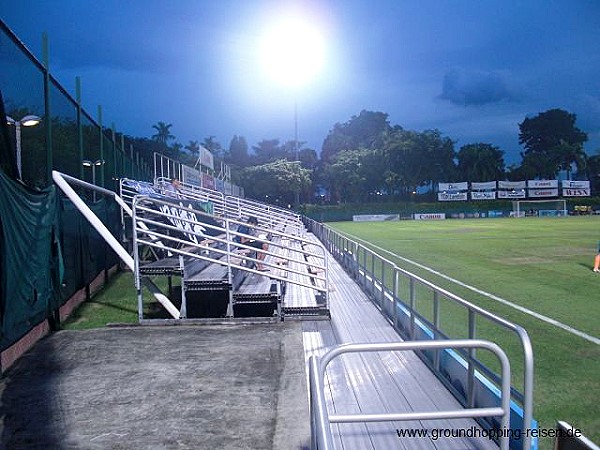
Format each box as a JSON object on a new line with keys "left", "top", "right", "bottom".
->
{"left": 0, "top": 323, "right": 310, "bottom": 450}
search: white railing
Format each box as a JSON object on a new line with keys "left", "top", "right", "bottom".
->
{"left": 132, "top": 195, "right": 328, "bottom": 318}
{"left": 309, "top": 340, "right": 512, "bottom": 450}
{"left": 305, "top": 217, "right": 535, "bottom": 450}
{"left": 52, "top": 171, "right": 180, "bottom": 318}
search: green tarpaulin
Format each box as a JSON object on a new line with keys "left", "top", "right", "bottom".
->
{"left": 0, "top": 171, "right": 63, "bottom": 348}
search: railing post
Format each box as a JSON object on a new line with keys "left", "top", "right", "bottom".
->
{"left": 369, "top": 250, "right": 377, "bottom": 296}
{"left": 311, "top": 342, "right": 512, "bottom": 450}
{"left": 392, "top": 268, "right": 399, "bottom": 328}
{"left": 467, "top": 309, "right": 476, "bottom": 408}
{"left": 132, "top": 198, "right": 143, "bottom": 321}
{"left": 42, "top": 32, "right": 53, "bottom": 185}
{"left": 379, "top": 260, "right": 385, "bottom": 311}
{"left": 433, "top": 290, "right": 441, "bottom": 371}
{"left": 179, "top": 255, "right": 187, "bottom": 318}
{"left": 409, "top": 278, "right": 416, "bottom": 340}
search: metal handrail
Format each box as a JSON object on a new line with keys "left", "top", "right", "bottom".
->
{"left": 305, "top": 217, "right": 534, "bottom": 450}
{"left": 154, "top": 176, "right": 226, "bottom": 215}
{"left": 53, "top": 171, "right": 180, "bottom": 319}
{"left": 132, "top": 195, "right": 329, "bottom": 318}
{"left": 153, "top": 175, "right": 304, "bottom": 236}
{"left": 133, "top": 197, "right": 326, "bottom": 276}
{"left": 309, "top": 340, "right": 512, "bottom": 450}
{"left": 223, "top": 194, "right": 304, "bottom": 235}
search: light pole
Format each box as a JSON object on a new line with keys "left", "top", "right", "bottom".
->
{"left": 6, "top": 115, "right": 42, "bottom": 179}
{"left": 83, "top": 159, "right": 105, "bottom": 201}
{"left": 259, "top": 16, "right": 325, "bottom": 207}
{"left": 294, "top": 99, "right": 300, "bottom": 205}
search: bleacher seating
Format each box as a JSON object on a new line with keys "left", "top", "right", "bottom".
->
{"left": 122, "top": 177, "right": 329, "bottom": 321}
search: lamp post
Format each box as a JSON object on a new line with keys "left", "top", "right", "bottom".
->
{"left": 83, "top": 159, "right": 105, "bottom": 201}
{"left": 294, "top": 99, "right": 300, "bottom": 205}
{"left": 6, "top": 115, "right": 42, "bottom": 179}
{"left": 260, "top": 16, "right": 325, "bottom": 207}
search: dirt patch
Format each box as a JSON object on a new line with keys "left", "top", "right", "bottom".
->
{"left": 494, "top": 256, "right": 549, "bottom": 265}
{"left": 452, "top": 228, "right": 480, "bottom": 234}
{"left": 495, "top": 247, "right": 590, "bottom": 265}
{"left": 551, "top": 246, "right": 590, "bottom": 257}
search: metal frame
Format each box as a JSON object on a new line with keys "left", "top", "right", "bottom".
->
{"left": 309, "top": 340, "right": 512, "bottom": 450}
{"left": 151, "top": 176, "right": 304, "bottom": 236}
{"left": 154, "top": 176, "right": 227, "bottom": 217}
{"left": 223, "top": 194, "right": 304, "bottom": 236}
{"left": 305, "top": 217, "right": 535, "bottom": 450}
{"left": 52, "top": 171, "right": 180, "bottom": 318}
{"left": 132, "top": 195, "right": 328, "bottom": 320}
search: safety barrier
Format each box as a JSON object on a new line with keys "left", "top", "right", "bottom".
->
{"left": 309, "top": 340, "right": 512, "bottom": 450}
{"left": 305, "top": 217, "right": 535, "bottom": 450}
{"left": 131, "top": 194, "right": 328, "bottom": 319}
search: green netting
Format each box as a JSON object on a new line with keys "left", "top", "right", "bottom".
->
{"left": 0, "top": 171, "right": 63, "bottom": 349}
{"left": 59, "top": 199, "right": 121, "bottom": 301}
{"left": 0, "top": 22, "right": 150, "bottom": 351}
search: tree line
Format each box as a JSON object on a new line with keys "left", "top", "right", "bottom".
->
{"left": 133, "top": 108, "right": 599, "bottom": 205}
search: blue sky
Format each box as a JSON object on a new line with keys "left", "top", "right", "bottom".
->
{"left": 3, "top": 0, "right": 600, "bottom": 163}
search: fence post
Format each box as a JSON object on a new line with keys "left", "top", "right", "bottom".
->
{"left": 76, "top": 76, "right": 84, "bottom": 179}
{"left": 409, "top": 278, "right": 416, "bottom": 340}
{"left": 42, "top": 32, "right": 53, "bottom": 185}
{"left": 467, "top": 309, "right": 477, "bottom": 407}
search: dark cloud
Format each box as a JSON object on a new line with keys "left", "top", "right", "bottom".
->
{"left": 439, "top": 68, "right": 517, "bottom": 106}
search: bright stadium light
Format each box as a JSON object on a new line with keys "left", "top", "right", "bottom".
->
{"left": 259, "top": 14, "right": 326, "bottom": 204}
{"left": 259, "top": 17, "right": 326, "bottom": 88}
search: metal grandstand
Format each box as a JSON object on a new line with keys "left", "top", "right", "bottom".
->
{"left": 49, "top": 156, "right": 540, "bottom": 450}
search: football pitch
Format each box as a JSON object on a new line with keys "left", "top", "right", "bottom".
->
{"left": 328, "top": 216, "right": 600, "bottom": 446}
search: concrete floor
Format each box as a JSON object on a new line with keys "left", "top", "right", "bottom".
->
{"left": 0, "top": 322, "right": 310, "bottom": 450}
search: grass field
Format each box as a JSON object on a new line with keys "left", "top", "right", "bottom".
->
{"left": 328, "top": 216, "right": 600, "bottom": 446}
{"left": 63, "top": 271, "right": 139, "bottom": 329}
{"left": 62, "top": 215, "right": 599, "bottom": 448}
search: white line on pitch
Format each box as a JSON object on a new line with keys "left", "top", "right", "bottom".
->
{"left": 345, "top": 233, "right": 600, "bottom": 346}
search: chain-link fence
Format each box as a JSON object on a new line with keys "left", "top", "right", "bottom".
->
{"left": 1, "top": 19, "right": 149, "bottom": 357}
{"left": 1, "top": 20, "right": 152, "bottom": 190}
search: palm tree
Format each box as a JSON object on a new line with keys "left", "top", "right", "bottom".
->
{"left": 457, "top": 143, "right": 505, "bottom": 181}
{"left": 555, "top": 139, "right": 587, "bottom": 180}
{"left": 185, "top": 140, "right": 201, "bottom": 160}
{"left": 151, "top": 122, "right": 174, "bottom": 145}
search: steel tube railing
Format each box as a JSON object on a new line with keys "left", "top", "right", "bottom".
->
{"left": 131, "top": 196, "right": 330, "bottom": 318}
{"left": 304, "top": 218, "right": 534, "bottom": 450}
{"left": 310, "top": 340, "right": 512, "bottom": 450}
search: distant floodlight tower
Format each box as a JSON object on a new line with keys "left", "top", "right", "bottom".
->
{"left": 6, "top": 114, "right": 42, "bottom": 179}
{"left": 260, "top": 15, "right": 326, "bottom": 204}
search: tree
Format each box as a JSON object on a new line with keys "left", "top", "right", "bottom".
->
{"left": 585, "top": 153, "right": 600, "bottom": 194}
{"left": 382, "top": 128, "right": 456, "bottom": 196}
{"left": 252, "top": 139, "right": 286, "bottom": 165}
{"left": 321, "top": 110, "right": 392, "bottom": 163}
{"left": 151, "top": 121, "right": 174, "bottom": 146}
{"left": 201, "top": 136, "right": 223, "bottom": 159}
{"left": 227, "top": 135, "right": 250, "bottom": 168}
{"left": 554, "top": 139, "right": 587, "bottom": 180}
{"left": 456, "top": 143, "right": 505, "bottom": 181}
{"left": 298, "top": 147, "right": 318, "bottom": 170}
{"left": 239, "top": 159, "right": 311, "bottom": 204}
{"left": 518, "top": 109, "right": 587, "bottom": 178}
{"left": 185, "top": 140, "right": 201, "bottom": 161}
{"left": 171, "top": 142, "right": 183, "bottom": 160}
{"left": 382, "top": 128, "right": 422, "bottom": 196}
{"left": 128, "top": 136, "right": 165, "bottom": 170}
{"left": 418, "top": 130, "right": 456, "bottom": 189}
{"left": 325, "top": 149, "right": 369, "bottom": 203}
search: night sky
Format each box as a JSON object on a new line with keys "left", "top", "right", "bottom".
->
{"left": 3, "top": 0, "right": 600, "bottom": 163}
